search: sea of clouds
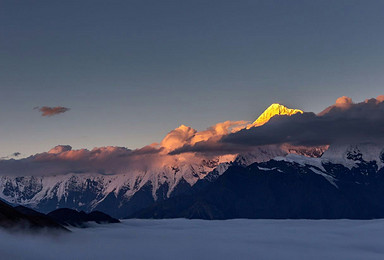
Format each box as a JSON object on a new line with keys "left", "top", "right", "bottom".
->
{"left": 1, "top": 219, "right": 384, "bottom": 260}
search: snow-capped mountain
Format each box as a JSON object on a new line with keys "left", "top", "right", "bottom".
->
{"left": 0, "top": 103, "right": 309, "bottom": 218}
{"left": 1, "top": 100, "right": 382, "bottom": 219}
{"left": 1, "top": 142, "right": 381, "bottom": 218}
{"left": 0, "top": 146, "right": 290, "bottom": 218}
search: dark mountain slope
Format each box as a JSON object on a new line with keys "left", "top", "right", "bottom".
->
{"left": 131, "top": 161, "right": 384, "bottom": 220}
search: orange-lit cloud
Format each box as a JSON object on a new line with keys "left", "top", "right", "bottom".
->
{"left": 335, "top": 96, "right": 353, "bottom": 106}
{"left": 318, "top": 95, "right": 384, "bottom": 116}
{"left": 160, "top": 120, "right": 249, "bottom": 153}
{"left": 160, "top": 125, "right": 197, "bottom": 151}
{"left": 191, "top": 121, "right": 249, "bottom": 144}
{"left": 317, "top": 96, "right": 352, "bottom": 116}
{"left": 377, "top": 95, "right": 384, "bottom": 102}
{"left": 0, "top": 119, "right": 248, "bottom": 175}
{"left": 48, "top": 145, "right": 72, "bottom": 154}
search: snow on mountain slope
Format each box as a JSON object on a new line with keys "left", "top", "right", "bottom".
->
{"left": 281, "top": 144, "right": 328, "bottom": 158}
{"left": 0, "top": 145, "right": 291, "bottom": 217}
{"left": 0, "top": 156, "right": 234, "bottom": 215}
{"left": 273, "top": 154, "right": 338, "bottom": 187}
{"left": 234, "top": 145, "right": 287, "bottom": 166}
{"left": 321, "top": 143, "right": 384, "bottom": 169}
{"left": 274, "top": 154, "right": 326, "bottom": 171}
{"left": 234, "top": 144, "right": 328, "bottom": 167}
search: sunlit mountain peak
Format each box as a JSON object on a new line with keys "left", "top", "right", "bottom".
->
{"left": 247, "top": 103, "right": 303, "bottom": 129}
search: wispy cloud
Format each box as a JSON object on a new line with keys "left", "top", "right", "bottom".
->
{"left": 35, "top": 106, "right": 70, "bottom": 117}
{"left": 12, "top": 152, "right": 21, "bottom": 157}
{"left": 1, "top": 152, "right": 22, "bottom": 160}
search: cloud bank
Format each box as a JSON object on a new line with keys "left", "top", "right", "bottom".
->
{"left": 0, "top": 145, "right": 166, "bottom": 176}
{"left": 0, "top": 120, "right": 248, "bottom": 176}
{"left": 1, "top": 96, "right": 383, "bottom": 176}
{"left": 36, "top": 106, "right": 70, "bottom": 116}
{"left": 225, "top": 95, "right": 384, "bottom": 146}
{"left": 171, "top": 96, "right": 384, "bottom": 154}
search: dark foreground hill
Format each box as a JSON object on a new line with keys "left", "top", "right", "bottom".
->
{"left": 1, "top": 201, "right": 119, "bottom": 231}
{"left": 0, "top": 200, "right": 69, "bottom": 232}
{"left": 48, "top": 208, "right": 120, "bottom": 227}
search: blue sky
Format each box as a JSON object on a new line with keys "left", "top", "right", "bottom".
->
{"left": 1, "top": 0, "right": 384, "bottom": 157}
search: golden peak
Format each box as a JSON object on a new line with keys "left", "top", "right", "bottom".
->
{"left": 247, "top": 104, "right": 303, "bottom": 129}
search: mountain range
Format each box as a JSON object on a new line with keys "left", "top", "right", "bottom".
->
{"left": 132, "top": 146, "right": 384, "bottom": 219}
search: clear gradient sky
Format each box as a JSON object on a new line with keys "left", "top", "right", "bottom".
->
{"left": 1, "top": 0, "right": 384, "bottom": 157}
